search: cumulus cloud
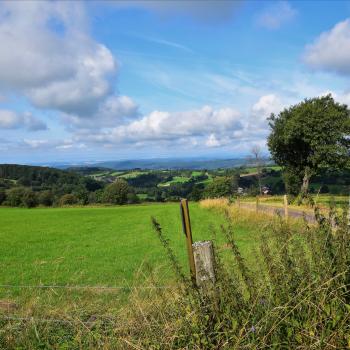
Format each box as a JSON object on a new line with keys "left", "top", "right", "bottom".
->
{"left": 251, "top": 94, "right": 284, "bottom": 125}
{"left": 0, "top": 110, "right": 47, "bottom": 131}
{"left": 17, "top": 138, "right": 86, "bottom": 151}
{"left": 73, "top": 105, "right": 243, "bottom": 147}
{"left": 104, "top": 0, "right": 244, "bottom": 23}
{"left": 257, "top": 1, "right": 297, "bottom": 29}
{"left": 319, "top": 90, "right": 350, "bottom": 108}
{"left": 63, "top": 95, "right": 139, "bottom": 129}
{"left": 206, "top": 134, "right": 223, "bottom": 147}
{"left": 0, "top": 1, "right": 118, "bottom": 117}
{"left": 304, "top": 19, "right": 350, "bottom": 75}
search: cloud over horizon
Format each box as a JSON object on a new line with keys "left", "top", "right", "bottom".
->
{"left": 0, "top": 110, "right": 47, "bottom": 131}
{"left": 0, "top": 1, "right": 349, "bottom": 162}
{"left": 304, "top": 19, "right": 350, "bottom": 75}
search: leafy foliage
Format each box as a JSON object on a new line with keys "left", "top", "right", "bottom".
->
{"left": 59, "top": 193, "right": 78, "bottom": 206}
{"left": 102, "top": 179, "right": 130, "bottom": 205}
{"left": 268, "top": 95, "right": 350, "bottom": 195}
{"left": 204, "top": 176, "right": 237, "bottom": 198}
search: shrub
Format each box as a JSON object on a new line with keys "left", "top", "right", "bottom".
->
{"left": 0, "top": 189, "right": 6, "bottom": 205}
{"left": 38, "top": 190, "right": 54, "bottom": 206}
{"left": 102, "top": 179, "right": 130, "bottom": 205}
{"left": 204, "top": 176, "right": 235, "bottom": 198}
{"left": 59, "top": 193, "right": 78, "bottom": 206}
{"left": 283, "top": 169, "right": 302, "bottom": 196}
{"left": 5, "top": 187, "right": 26, "bottom": 207}
{"left": 127, "top": 192, "right": 140, "bottom": 204}
{"left": 22, "top": 189, "right": 38, "bottom": 208}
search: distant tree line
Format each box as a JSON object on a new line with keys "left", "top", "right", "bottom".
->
{"left": 0, "top": 165, "right": 138, "bottom": 208}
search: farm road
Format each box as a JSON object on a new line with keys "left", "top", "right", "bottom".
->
{"left": 239, "top": 202, "right": 316, "bottom": 223}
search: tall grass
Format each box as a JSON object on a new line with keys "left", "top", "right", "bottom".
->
{"left": 122, "top": 201, "right": 350, "bottom": 349}
{"left": 1, "top": 200, "right": 350, "bottom": 349}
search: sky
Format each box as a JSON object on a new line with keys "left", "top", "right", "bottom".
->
{"left": 1, "top": 0, "right": 350, "bottom": 164}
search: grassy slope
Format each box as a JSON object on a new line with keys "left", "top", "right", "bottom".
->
{"left": 0, "top": 203, "right": 258, "bottom": 288}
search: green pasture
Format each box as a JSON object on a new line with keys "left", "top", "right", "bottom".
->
{"left": 158, "top": 176, "right": 191, "bottom": 187}
{"left": 0, "top": 203, "right": 259, "bottom": 289}
{"left": 117, "top": 171, "right": 145, "bottom": 179}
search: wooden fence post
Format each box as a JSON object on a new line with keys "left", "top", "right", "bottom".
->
{"left": 192, "top": 241, "right": 215, "bottom": 289}
{"left": 284, "top": 194, "right": 289, "bottom": 220}
{"left": 180, "top": 199, "right": 196, "bottom": 282}
{"left": 256, "top": 196, "right": 259, "bottom": 213}
{"left": 180, "top": 199, "right": 216, "bottom": 287}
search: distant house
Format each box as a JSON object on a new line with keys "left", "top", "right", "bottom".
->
{"left": 262, "top": 186, "right": 271, "bottom": 195}
{"left": 237, "top": 187, "right": 244, "bottom": 195}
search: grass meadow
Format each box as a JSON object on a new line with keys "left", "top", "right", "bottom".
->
{"left": 1, "top": 200, "right": 349, "bottom": 348}
{"left": 0, "top": 203, "right": 260, "bottom": 293}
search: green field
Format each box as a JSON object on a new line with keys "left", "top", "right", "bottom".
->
{"left": 158, "top": 176, "right": 191, "bottom": 187}
{"left": 0, "top": 203, "right": 254, "bottom": 288}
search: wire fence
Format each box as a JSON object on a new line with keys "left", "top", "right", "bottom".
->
{"left": 0, "top": 283, "right": 176, "bottom": 325}
{"left": 0, "top": 284, "right": 172, "bottom": 291}
{"left": 0, "top": 315, "right": 117, "bottom": 325}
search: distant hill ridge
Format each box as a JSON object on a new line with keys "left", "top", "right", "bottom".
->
{"left": 56, "top": 157, "right": 272, "bottom": 171}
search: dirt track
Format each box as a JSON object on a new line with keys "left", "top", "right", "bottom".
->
{"left": 239, "top": 202, "right": 316, "bottom": 223}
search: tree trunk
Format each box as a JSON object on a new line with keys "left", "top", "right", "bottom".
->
{"left": 300, "top": 168, "right": 311, "bottom": 197}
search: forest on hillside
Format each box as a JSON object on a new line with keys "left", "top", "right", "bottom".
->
{"left": 0, "top": 163, "right": 349, "bottom": 208}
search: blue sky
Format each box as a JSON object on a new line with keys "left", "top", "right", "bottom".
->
{"left": 1, "top": 0, "right": 350, "bottom": 164}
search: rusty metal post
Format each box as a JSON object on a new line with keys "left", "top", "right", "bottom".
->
{"left": 180, "top": 199, "right": 196, "bottom": 281}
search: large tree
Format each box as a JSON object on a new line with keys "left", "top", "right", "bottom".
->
{"left": 267, "top": 95, "right": 350, "bottom": 196}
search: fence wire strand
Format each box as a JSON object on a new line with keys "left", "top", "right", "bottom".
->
{"left": 0, "top": 284, "right": 172, "bottom": 290}
{"left": 0, "top": 315, "right": 117, "bottom": 325}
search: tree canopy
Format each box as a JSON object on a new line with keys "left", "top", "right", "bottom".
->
{"left": 267, "top": 95, "right": 350, "bottom": 195}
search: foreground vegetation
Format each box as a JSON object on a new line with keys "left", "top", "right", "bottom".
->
{"left": 1, "top": 200, "right": 349, "bottom": 348}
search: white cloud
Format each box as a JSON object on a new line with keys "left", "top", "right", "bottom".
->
{"left": 319, "top": 90, "right": 350, "bottom": 107}
{"left": 0, "top": 1, "right": 117, "bottom": 116}
{"left": 22, "top": 139, "right": 51, "bottom": 149}
{"left": 0, "top": 110, "right": 19, "bottom": 129}
{"left": 63, "top": 95, "right": 139, "bottom": 129}
{"left": 73, "top": 105, "right": 243, "bottom": 147}
{"left": 251, "top": 94, "right": 284, "bottom": 125}
{"left": 257, "top": 1, "right": 297, "bottom": 30}
{"left": 0, "top": 110, "right": 47, "bottom": 131}
{"left": 205, "top": 134, "right": 221, "bottom": 147}
{"left": 304, "top": 19, "right": 350, "bottom": 75}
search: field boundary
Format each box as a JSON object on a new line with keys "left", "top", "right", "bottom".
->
{"left": 0, "top": 284, "right": 172, "bottom": 291}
